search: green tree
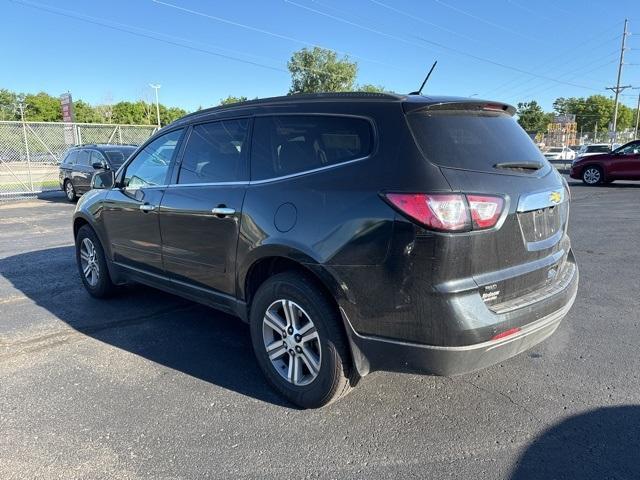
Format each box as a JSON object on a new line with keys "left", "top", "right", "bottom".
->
{"left": 287, "top": 47, "right": 357, "bottom": 94}
{"left": 112, "top": 101, "right": 147, "bottom": 125}
{"left": 553, "top": 95, "right": 634, "bottom": 133}
{"left": 516, "top": 101, "right": 548, "bottom": 133}
{"left": 0, "top": 88, "right": 18, "bottom": 120}
{"left": 23, "top": 92, "right": 61, "bottom": 121}
{"left": 357, "top": 84, "right": 387, "bottom": 93}
{"left": 73, "top": 100, "right": 102, "bottom": 123}
{"left": 219, "top": 95, "right": 248, "bottom": 106}
{"left": 160, "top": 106, "right": 188, "bottom": 126}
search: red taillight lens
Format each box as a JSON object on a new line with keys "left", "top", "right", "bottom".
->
{"left": 384, "top": 193, "right": 504, "bottom": 232}
{"left": 385, "top": 193, "right": 470, "bottom": 232}
{"left": 467, "top": 195, "right": 504, "bottom": 229}
{"left": 491, "top": 327, "right": 521, "bottom": 341}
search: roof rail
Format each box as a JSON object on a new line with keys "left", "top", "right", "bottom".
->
{"left": 178, "top": 91, "right": 404, "bottom": 122}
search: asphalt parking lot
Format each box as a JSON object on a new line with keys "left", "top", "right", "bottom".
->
{"left": 1, "top": 180, "right": 639, "bottom": 480}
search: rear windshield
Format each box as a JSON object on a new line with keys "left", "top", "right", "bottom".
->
{"left": 104, "top": 147, "right": 136, "bottom": 168}
{"left": 586, "top": 145, "right": 610, "bottom": 153}
{"left": 407, "top": 111, "right": 546, "bottom": 172}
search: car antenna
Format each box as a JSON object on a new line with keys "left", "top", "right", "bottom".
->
{"left": 409, "top": 60, "right": 438, "bottom": 95}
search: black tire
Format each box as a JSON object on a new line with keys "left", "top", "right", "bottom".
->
{"left": 582, "top": 166, "right": 603, "bottom": 185}
{"left": 64, "top": 180, "right": 77, "bottom": 202}
{"left": 75, "top": 225, "right": 115, "bottom": 298}
{"left": 249, "top": 272, "right": 354, "bottom": 408}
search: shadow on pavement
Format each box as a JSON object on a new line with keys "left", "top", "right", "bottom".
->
{"left": 0, "top": 246, "right": 293, "bottom": 408}
{"left": 511, "top": 406, "right": 640, "bottom": 479}
{"left": 567, "top": 180, "right": 640, "bottom": 189}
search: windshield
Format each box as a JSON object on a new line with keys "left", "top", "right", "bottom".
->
{"left": 407, "top": 110, "right": 546, "bottom": 173}
{"left": 548, "top": 148, "right": 563, "bottom": 153}
{"left": 104, "top": 147, "right": 136, "bottom": 168}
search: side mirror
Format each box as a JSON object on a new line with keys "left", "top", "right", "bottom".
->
{"left": 92, "top": 161, "right": 107, "bottom": 169}
{"left": 92, "top": 170, "right": 115, "bottom": 190}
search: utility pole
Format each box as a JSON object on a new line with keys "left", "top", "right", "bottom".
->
{"left": 15, "top": 99, "right": 33, "bottom": 191}
{"left": 606, "top": 19, "right": 629, "bottom": 145}
{"left": 149, "top": 83, "right": 161, "bottom": 128}
{"left": 634, "top": 88, "right": 640, "bottom": 139}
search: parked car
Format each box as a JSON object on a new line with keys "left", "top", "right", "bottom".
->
{"left": 73, "top": 93, "right": 578, "bottom": 408}
{"left": 576, "top": 143, "right": 611, "bottom": 158}
{"left": 570, "top": 140, "right": 640, "bottom": 185}
{"left": 543, "top": 146, "right": 575, "bottom": 160}
{"left": 59, "top": 144, "right": 137, "bottom": 201}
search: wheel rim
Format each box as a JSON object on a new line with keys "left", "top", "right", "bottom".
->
{"left": 66, "top": 182, "right": 74, "bottom": 199}
{"left": 584, "top": 168, "right": 600, "bottom": 184}
{"left": 79, "top": 238, "right": 100, "bottom": 287}
{"left": 262, "top": 299, "right": 321, "bottom": 386}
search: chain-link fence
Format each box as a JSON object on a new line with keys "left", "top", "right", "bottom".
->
{"left": 0, "top": 121, "right": 157, "bottom": 201}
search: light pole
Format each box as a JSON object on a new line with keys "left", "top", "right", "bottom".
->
{"left": 149, "top": 83, "right": 161, "bottom": 128}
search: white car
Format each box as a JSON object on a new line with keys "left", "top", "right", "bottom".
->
{"left": 543, "top": 146, "right": 576, "bottom": 161}
{"left": 576, "top": 144, "right": 611, "bottom": 158}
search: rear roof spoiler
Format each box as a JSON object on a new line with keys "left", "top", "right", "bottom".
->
{"left": 402, "top": 99, "right": 516, "bottom": 116}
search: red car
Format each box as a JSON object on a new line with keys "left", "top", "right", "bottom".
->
{"left": 570, "top": 140, "right": 640, "bottom": 185}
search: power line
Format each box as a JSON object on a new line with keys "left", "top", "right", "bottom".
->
{"left": 285, "top": 0, "right": 602, "bottom": 92}
{"left": 504, "top": 54, "right": 619, "bottom": 101}
{"left": 11, "top": 0, "right": 357, "bottom": 85}
{"left": 432, "top": 0, "right": 546, "bottom": 43}
{"left": 480, "top": 28, "right": 622, "bottom": 97}
{"left": 150, "top": 0, "right": 395, "bottom": 69}
{"left": 366, "top": 0, "right": 479, "bottom": 43}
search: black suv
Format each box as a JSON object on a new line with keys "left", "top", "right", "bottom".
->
{"left": 59, "top": 144, "right": 137, "bottom": 201}
{"left": 73, "top": 93, "right": 578, "bottom": 408}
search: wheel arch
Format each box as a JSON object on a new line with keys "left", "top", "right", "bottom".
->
{"left": 239, "top": 249, "right": 367, "bottom": 378}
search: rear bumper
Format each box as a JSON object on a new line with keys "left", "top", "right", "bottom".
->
{"left": 344, "top": 258, "right": 578, "bottom": 376}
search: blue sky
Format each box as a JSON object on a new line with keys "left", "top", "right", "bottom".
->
{"left": 2, "top": 0, "right": 639, "bottom": 112}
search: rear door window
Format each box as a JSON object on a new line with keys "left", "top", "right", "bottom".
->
{"left": 407, "top": 111, "right": 546, "bottom": 173}
{"left": 63, "top": 150, "right": 78, "bottom": 165}
{"left": 251, "top": 115, "right": 373, "bottom": 180}
{"left": 178, "top": 119, "right": 249, "bottom": 184}
{"left": 76, "top": 149, "right": 91, "bottom": 167}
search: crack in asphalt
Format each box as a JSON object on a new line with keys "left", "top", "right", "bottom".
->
{"left": 0, "top": 303, "right": 197, "bottom": 360}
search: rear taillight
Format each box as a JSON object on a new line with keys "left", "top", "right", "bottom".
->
{"left": 383, "top": 193, "right": 504, "bottom": 232}
{"left": 467, "top": 195, "right": 504, "bottom": 229}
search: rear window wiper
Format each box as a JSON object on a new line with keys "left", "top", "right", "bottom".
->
{"left": 493, "top": 161, "right": 543, "bottom": 171}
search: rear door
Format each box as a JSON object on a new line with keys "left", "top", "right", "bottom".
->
{"left": 406, "top": 106, "right": 569, "bottom": 305}
{"left": 609, "top": 141, "right": 640, "bottom": 179}
{"left": 72, "top": 149, "right": 93, "bottom": 193}
{"left": 102, "top": 129, "right": 184, "bottom": 273}
{"left": 158, "top": 118, "right": 250, "bottom": 295}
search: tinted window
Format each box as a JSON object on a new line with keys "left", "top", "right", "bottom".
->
{"left": 123, "top": 129, "right": 182, "bottom": 189}
{"left": 615, "top": 142, "right": 640, "bottom": 155}
{"left": 251, "top": 115, "right": 373, "bottom": 180}
{"left": 407, "top": 111, "right": 546, "bottom": 172}
{"left": 178, "top": 119, "right": 249, "bottom": 184}
{"left": 104, "top": 147, "right": 136, "bottom": 169}
{"left": 63, "top": 150, "right": 78, "bottom": 165}
{"left": 586, "top": 145, "right": 610, "bottom": 153}
{"left": 76, "top": 149, "right": 90, "bottom": 167}
{"left": 90, "top": 150, "right": 106, "bottom": 166}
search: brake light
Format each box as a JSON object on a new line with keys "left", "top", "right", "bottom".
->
{"left": 385, "top": 193, "right": 469, "bottom": 231}
{"left": 383, "top": 193, "right": 504, "bottom": 232}
{"left": 467, "top": 195, "right": 504, "bottom": 229}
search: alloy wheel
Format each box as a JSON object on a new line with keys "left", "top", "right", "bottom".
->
{"left": 79, "top": 238, "right": 100, "bottom": 286}
{"left": 262, "top": 299, "right": 322, "bottom": 386}
{"left": 583, "top": 168, "right": 601, "bottom": 184}
{"left": 65, "top": 181, "right": 75, "bottom": 200}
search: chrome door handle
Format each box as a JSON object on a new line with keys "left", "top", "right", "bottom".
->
{"left": 211, "top": 207, "right": 236, "bottom": 216}
{"left": 139, "top": 204, "right": 156, "bottom": 212}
